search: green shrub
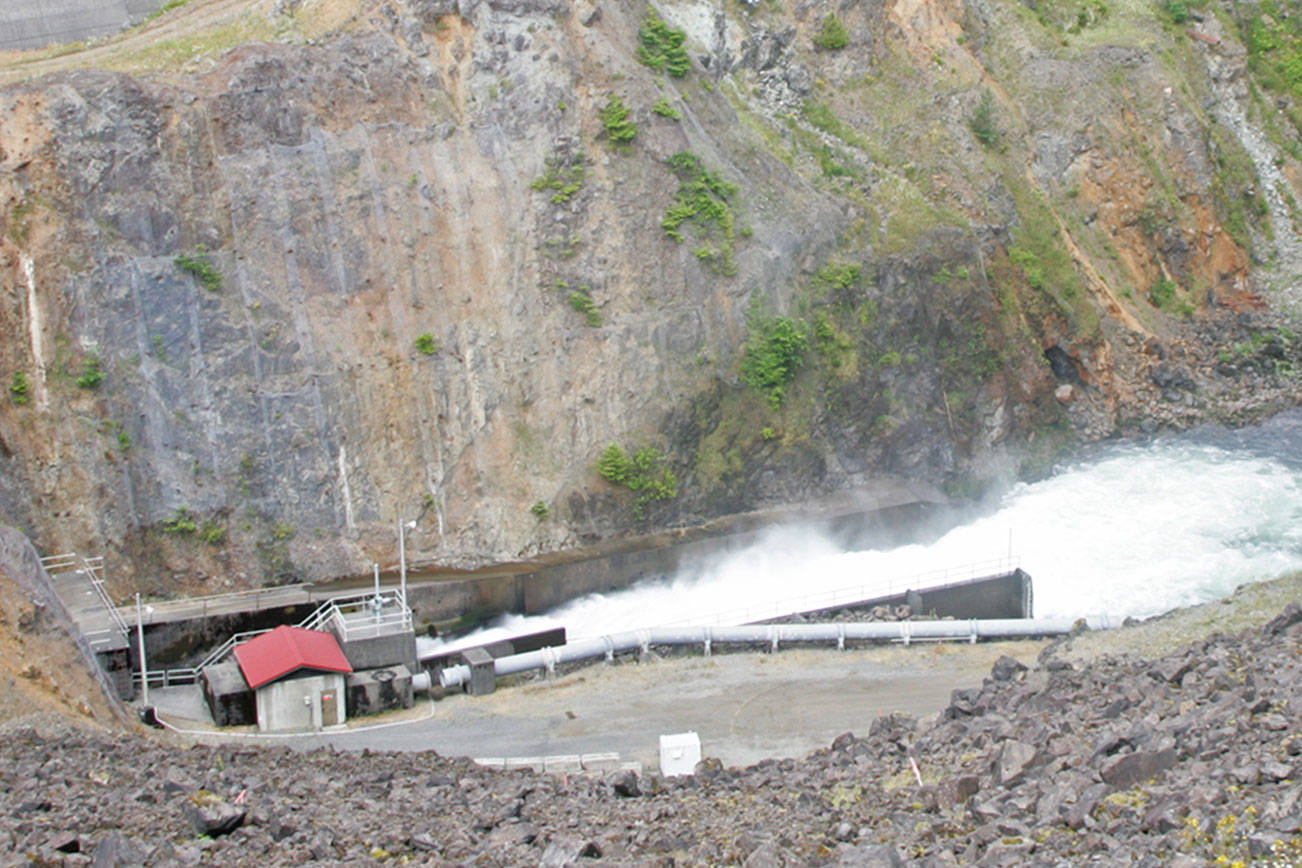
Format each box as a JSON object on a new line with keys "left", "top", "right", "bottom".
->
{"left": 174, "top": 248, "right": 222, "bottom": 292}
{"left": 8, "top": 371, "right": 29, "bottom": 405}
{"left": 815, "top": 262, "right": 862, "bottom": 291}
{"left": 600, "top": 95, "right": 638, "bottom": 145}
{"left": 530, "top": 500, "right": 550, "bottom": 519}
{"left": 813, "top": 14, "right": 849, "bottom": 50}
{"left": 652, "top": 98, "right": 681, "bottom": 120}
{"left": 568, "top": 290, "right": 602, "bottom": 327}
{"left": 200, "top": 521, "right": 226, "bottom": 544}
{"left": 531, "top": 152, "right": 588, "bottom": 203}
{"left": 76, "top": 356, "right": 104, "bottom": 389}
{"left": 637, "top": 10, "right": 690, "bottom": 77}
{"left": 1009, "top": 247, "right": 1044, "bottom": 288}
{"left": 598, "top": 443, "right": 679, "bottom": 517}
{"left": 162, "top": 507, "right": 198, "bottom": 534}
{"left": 662, "top": 151, "right": 740, "bottom": 275}
{"left": 742, "top": 315, "right": 809, "bottom": 407}
{"left": 969, "top": 90, "right": 1000, "bottom": 147}
{"left": 415, "top": 332, "right": 439, "bottom": 355}
{"left": 1150, "top": 277, "right": 1178, "bottom": 309}
{"left": 1162, "top": 0, "right": 1188, "bottom": 23}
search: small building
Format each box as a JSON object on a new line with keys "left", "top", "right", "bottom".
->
{"left": 233, "top": 625, "right": 353, "bottom": 732}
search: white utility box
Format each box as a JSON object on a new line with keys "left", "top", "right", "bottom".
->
{"left": 658, "top": 731, "right": 702, "bottom": 777}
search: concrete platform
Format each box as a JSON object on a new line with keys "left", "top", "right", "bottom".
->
{"left": 169, "top": 639, "right": 1047, "bottom": 769}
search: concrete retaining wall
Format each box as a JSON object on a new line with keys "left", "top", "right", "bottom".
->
{"left": 0, "top": 0, "right": 165, "bottom": 53}
{"left": 518, "top": 501, "right": 939, "bottom": 615}
{"left": 779, "top": 569, "right": 1034, "bottom": 623}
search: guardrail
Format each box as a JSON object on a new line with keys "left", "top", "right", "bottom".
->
{"left": 307, "top": 591, "right": 413, "bottom": 642}
{"left": 117, "top": 582, "right": 318, "bottom": 626}
{"left": 659, "top": 557, "right": 1022, "bottom": 628}
{"left": 40, "top": 552, "right": 129, "bottom": 637}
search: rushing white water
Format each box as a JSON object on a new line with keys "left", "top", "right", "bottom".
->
{"left": 421, "top": 419, "right": 1302, "bottom": 656}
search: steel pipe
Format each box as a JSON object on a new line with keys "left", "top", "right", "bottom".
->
{"left": 437, "top": 616, "right": 1116, "bottom": 688}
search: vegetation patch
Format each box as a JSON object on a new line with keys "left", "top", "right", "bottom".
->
{"left": 968, "top": 90, "right": 1001, "bottom": 148}
{"left": 636, "top": 10, "right": 690, "bottom": 77}
{"left": 161, "top": 507, "right": 198, "bottom": 535}
{"left": 174, "top": 248, "right": 222, "bottom": 292}
{"left": 598, "top": 443, "right": 679, "bottom": 517}
{"left": 741, "top": 314, "right": 810, "bottom": 407}
{"left": 530, "top": 500, "right": 550, "bottom": 519}
{"left": 8, "top": 372, "right": 29, "bottom": 405}
{"left": 531, "top": 152, "right": 588, "bottom": 203}
{"left": 599, "top": 95, "right": 638, "bottom": 145}
{"left": 662, "top": 151, "right": 740, "bottom": 275}
{"left": 801, "top": 102, "right": 873, "bottom": 152}
{"left": 76, "top": 356, "right": 104, "bottom": 390}
{"left": 813, "top": 13, "right": 849, "bottom": 50}
{"left": 415, "top": 333, "right": 439, "bottom": 355}
{"left": 567, "top": 287, "right": 603, "bottom": 327}
{"left": 1005, "top": 175, "right": 1097, "bottom": 334}
{"left": 200, "top": 520, "right": 226, "bottom": 545}
{"left": 652, "top": 98, "right": 682, "bottom": 120}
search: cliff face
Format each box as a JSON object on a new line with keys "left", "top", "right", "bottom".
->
{"left": 1, "top": 0, "right": 1301, "bottom": 593}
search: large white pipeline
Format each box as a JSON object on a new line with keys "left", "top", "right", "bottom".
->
{"left": 436, "top": 616, "right": 1118, "bottom": 688}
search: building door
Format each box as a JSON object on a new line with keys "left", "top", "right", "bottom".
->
{"left": 320, "top": 689, "right": 337, "bottom": 725}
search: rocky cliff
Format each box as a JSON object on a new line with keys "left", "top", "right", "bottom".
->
{"left": 3, "top": 0, "right": 1302, "bottom": 592}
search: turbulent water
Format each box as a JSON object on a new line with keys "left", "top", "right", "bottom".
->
{"left": 421, "top": 412, "right": 1302, "bottom": 655}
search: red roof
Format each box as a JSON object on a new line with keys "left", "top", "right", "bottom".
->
{"left": 233, "top": 625, "right": 353, "bottom": 689}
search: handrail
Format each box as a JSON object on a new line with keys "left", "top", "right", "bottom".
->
{"left": 116, "top": 582, "right": 317, "bottom": 625}
{"left": 187, "top": 591, "right": 413, "bottom": 672}
{"left": 41, "top": 552, "right": 129, "bottom": 637}
{"left": 659, "top": 557, "right": 1021, "bottom": 628}
{"left": 83, "top": 556, "right": 129, "bottom": 635}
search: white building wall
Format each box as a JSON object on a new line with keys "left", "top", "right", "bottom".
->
{"left": 255, "top": 672, "right": 346, "bottom": 732}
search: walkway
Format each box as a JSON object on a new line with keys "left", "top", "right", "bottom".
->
{"left": 41, "top": 554, "right": 129, "bottom": 654}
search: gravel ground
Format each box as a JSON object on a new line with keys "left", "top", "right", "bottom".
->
{"left": 1062, "top": 571, "right": 1302, "bottom": 661}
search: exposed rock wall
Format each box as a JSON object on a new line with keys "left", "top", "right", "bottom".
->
{"left": 1, "top": 0, "right": 1301, "bottom": 592}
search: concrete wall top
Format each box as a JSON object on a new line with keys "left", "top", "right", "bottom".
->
{"left": 0, "top": 0, "right": 167, "bottom": 53}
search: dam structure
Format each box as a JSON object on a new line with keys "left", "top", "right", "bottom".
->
{"left": 0, "top": 0, "right": 168, "bottom": 53}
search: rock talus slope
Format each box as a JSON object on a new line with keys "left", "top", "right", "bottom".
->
{"left": 0, "top": 602, "right": 1299, "bottom": 865}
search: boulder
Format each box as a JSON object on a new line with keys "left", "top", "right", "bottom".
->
{"left": 608, "top": 770, "right": 641, "bottom": 798}
{"left": 183, "top": 794, "right": 246, "bottom": 837}
{"left": 936, "top": 775, "right": 981, "bottom": 810}
{"left": 1100, "top": 749, "right": 1177, "bottom": 789}
{"left": 990, "top": 656, "right": 1028, "bottom": 682}
{"left": 1265, "top": 602, "right": 1302, "bottom": 636}
{"left": 993, "top": 740, "right": 1039, "bottom": 787}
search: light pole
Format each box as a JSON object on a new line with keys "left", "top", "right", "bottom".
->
{"left": 398, "top": 518, "right": 416, "bottom": 607}
{"left": 135, "top": 593, "right": 149, "bottom": 705}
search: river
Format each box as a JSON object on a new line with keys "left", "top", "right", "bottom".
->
{"left": 421, "top": 410, "right": 1302, "bottom": 653}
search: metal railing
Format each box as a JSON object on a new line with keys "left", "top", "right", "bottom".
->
{"left": 117, "top": 581, "right": 317, "bottom": 626}
{"left": 40, "top": 552, "right": 129, "bottom": 638}
{"left": 140, "top": 590, "right": 414, "bottom": 687}
{"left": 307, "top": 591, "right": 413, "bottom": 642}
{"left": 659, "top": 557, "right": 1022, "bottom": 628}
